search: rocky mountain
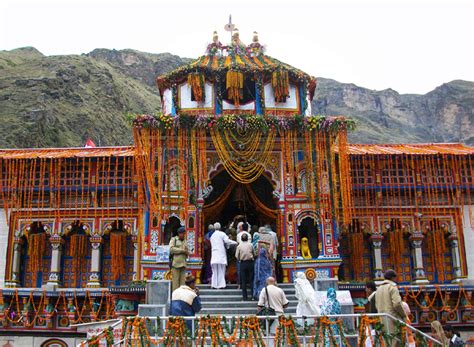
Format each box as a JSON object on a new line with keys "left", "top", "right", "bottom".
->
{"left": 313, "top": 78, "right": 474, "bottom": 144}
{"left": 0, "top": 47, "right": 472, "bottom": 148}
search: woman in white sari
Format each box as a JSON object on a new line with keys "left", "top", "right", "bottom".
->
{"left": 294, "top": 272, "right": 320, "bottom": 326}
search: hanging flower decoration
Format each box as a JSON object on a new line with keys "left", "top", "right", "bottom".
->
{"left": 132, "top": 113, "right": 356, "bottom": 134}
{"left": 110, "top": 231, "right": 127, "bottom": 281}
{"left": 187, "top": 73, "right": 206, "bottom": 102}
{"left": 272, "top": 70, "right": 290, "bottom": 103}
{"left": 27, "top": 232, "right": 46, "bottom": 285}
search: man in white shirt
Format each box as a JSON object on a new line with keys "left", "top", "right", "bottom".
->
{"left": 236, "top": 222, "right": 252, "bottom": 244}
{"left": 210, "top": 222, "right": 237, "bottom": 289}
{"left": 257, "top": 277, "right": 288, "bottom": 333}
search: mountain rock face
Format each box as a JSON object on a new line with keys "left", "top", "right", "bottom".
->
{"left": 0, "top": 47, "right": 472, "bottom": 148}
{"left": 312, "top": 78, "right": 474, "bottom": 145}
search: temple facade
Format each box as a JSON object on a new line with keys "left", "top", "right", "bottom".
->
{"left": 0, "top": 31, "right": 473, "bottom": 343}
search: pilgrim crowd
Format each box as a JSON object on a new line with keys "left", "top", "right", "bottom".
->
{"left": 168, "top": 221, "right": 466, "bottom": 346}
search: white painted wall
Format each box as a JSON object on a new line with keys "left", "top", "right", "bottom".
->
{"left": 462, "top": 206, "right": 474, "bottom": 280}
{"left": 162, "top": 88, "right": 173, "bottom": 115}
{"left": 264, "top": 83, "right": 298, "bottom": 110}
{"left": 179, "top": 82, "right": 213, "bottom": 110}
{"left": 0, "top": 209, "right": 9, "bottom": 287}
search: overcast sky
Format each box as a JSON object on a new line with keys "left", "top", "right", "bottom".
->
{"left": 0, "top": 0, "right": 472, "bottom": 94}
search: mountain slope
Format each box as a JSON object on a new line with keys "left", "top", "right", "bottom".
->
{"left": 312, "top": 78, "right": 474, "bottom": 145}
{"left": 0, "top": 47, "right": 472, "bottom": 148}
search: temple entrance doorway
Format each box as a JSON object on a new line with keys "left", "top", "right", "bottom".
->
{"left": 201, "top": 169, "right": 278, "bottom": 284}
{"left": 203, "top": 169, "right": 277, "bottom": 230}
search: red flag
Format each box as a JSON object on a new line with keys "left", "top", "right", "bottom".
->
{"left": 84, "top": 138, "right": 96, "bottom": 148}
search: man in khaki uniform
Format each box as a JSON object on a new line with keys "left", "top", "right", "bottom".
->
{"left": 375, "top": 269, "right": 407, "bottom": 346}
{"left": 169, "top": 227, "right": 189, "bottom": 292}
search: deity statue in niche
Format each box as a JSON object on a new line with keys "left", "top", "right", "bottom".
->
{"left": 300, "top": 237, "right": 312, "bottom": 259}
{"left": 297, "top": 217, "right": 319, "bottom": 259}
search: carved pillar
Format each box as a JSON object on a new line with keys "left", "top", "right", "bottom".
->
{"left": 7, "top": 236, "right": 23, "bottom": 287}
{"left": 87, "top": 236, "right": 102, "bottom": 288}
{"left": 46, "top": 235, "right": 64, "bottom": 287}
{"left": 409, "top": 232, "right": 429, "bottom": 284}
{"left": 369, "top": 232, "right": 384, "bottom": 281}
{"left": 449, "top": 231, "right": 463, "bottom": 282}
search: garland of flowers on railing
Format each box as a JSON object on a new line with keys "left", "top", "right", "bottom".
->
{"left": 1, "top": 290, "right": 115, "bottom": 327}
{"left": 358, "top": 316, "right": 387, "bottom": 347}
{"left": 400, "top": 285, "right": 472, "bottom": 314}
{"left": 309, "top": 316, "right": 350, "bottom": 347}
{"left": 131, "top": 113, "right": 356, "bottom": 134}
{"left": 274, "top": 315, "right": 300, "bottom": 346}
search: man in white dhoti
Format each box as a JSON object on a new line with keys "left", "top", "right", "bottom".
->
{"left": 210, "top": 222, "right": 237, "bottom": 289}
{"left": 294, "top": 272, "right": 320, "bottom": 326}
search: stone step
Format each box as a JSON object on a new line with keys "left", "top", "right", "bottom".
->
{"left": 202, "top": 300, "right": 299, "bottom": 309}
{"left": 200, "top": 294, "right": 297, "bottom": 302}
{"left": 200, "top": 307, "right": 297, "bottom": 315}
{"left": 199, "top": 283, "right": 295, "bottom": 289}
{"left": 199, "top": 288, "right": 296, "bottom": 296}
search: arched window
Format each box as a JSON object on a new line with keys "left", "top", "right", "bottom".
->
{"left": 220, "top": 76, "right": 256, "bottom": 105}
{"left": 163, "top": 216, "right": 182, "bottom": 245}
{"left": 21, "top": 222, "right": 51, "bottom": 288}
{"left": 297, "top": 217, "right": 318, "bottom": 259}
{"left": 101, "top": 220, "right": 134, "bottom": 287}
{"left": 62, "top": 221, "right": 91, "bottom": 288}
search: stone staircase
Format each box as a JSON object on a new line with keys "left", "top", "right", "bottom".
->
{"left": 198, "top": 283, "right": 297, "bottom": 316}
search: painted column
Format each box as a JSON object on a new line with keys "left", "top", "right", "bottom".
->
{"left": 409, "top": 232, "right": 429, "bottom": 284}
{"left": 87, "top": 235, "right": 102, "bottom": 288}
{"left": 131, "top": 234, "right": 139, "bottom": 281}
{"left": 462, "top": 206, "right": 474, "bottom": 281}
{"left": 0, "top": 209, "right": 9, "bottom": 287}
{"left": 448, "top": 224, "right": 463, "bottom": 282}
{"left": 369, "top": 232, "right": 384, "bottom": 281}
{"left": 46, "top": 235, "right": 64, "bottom": 287}
{"left": 7, "top": 236, "right": 23, "bottom": 287}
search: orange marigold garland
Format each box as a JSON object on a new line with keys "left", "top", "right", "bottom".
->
{"left": 110, "top": 231, "right": 127, "bottom": 280}
{"left": 388, "top": 229, "right": 405, "bottom": 275}
{"left": 27, "top": 232, "right": 46, "bottom": 285}
{"left": 271, "top": 70, "right": 289, "bottom": 102}
{"left": 226, "top": 70, "right": 243, "bottom": 106}
{"left": 69, "top": 233, "right": 88, "bottom": 286}
{"left": 348, "top": 232, "right": 365, "bottom": 281}
{"left": 187, "top": 73, "right": 206, "bottom": 102}
{"left": 431, "top": 228, "right": 447, "bottom": 282}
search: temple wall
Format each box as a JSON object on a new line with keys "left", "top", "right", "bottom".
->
{"left": 0, "top": 209, "right": 8, "bottom": 287}
{"left": 0, "top": 336, "right": 84, "bottom": 346}
{"left": 463, "top": 205, "right": 474, "bottom": 280}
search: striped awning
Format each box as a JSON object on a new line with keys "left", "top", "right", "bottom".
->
{"left": 0, "top": 146, "right": 135, "bottom": 159}
{"left": 347, "top": 143, "right": 474, "bottom": 155}
{"left": 156, "top": 54, "right": 316, "bottom": 96}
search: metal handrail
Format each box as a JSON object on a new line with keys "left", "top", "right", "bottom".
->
{"left": 78, "top": 313, "right": 442, "bottom": 346}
